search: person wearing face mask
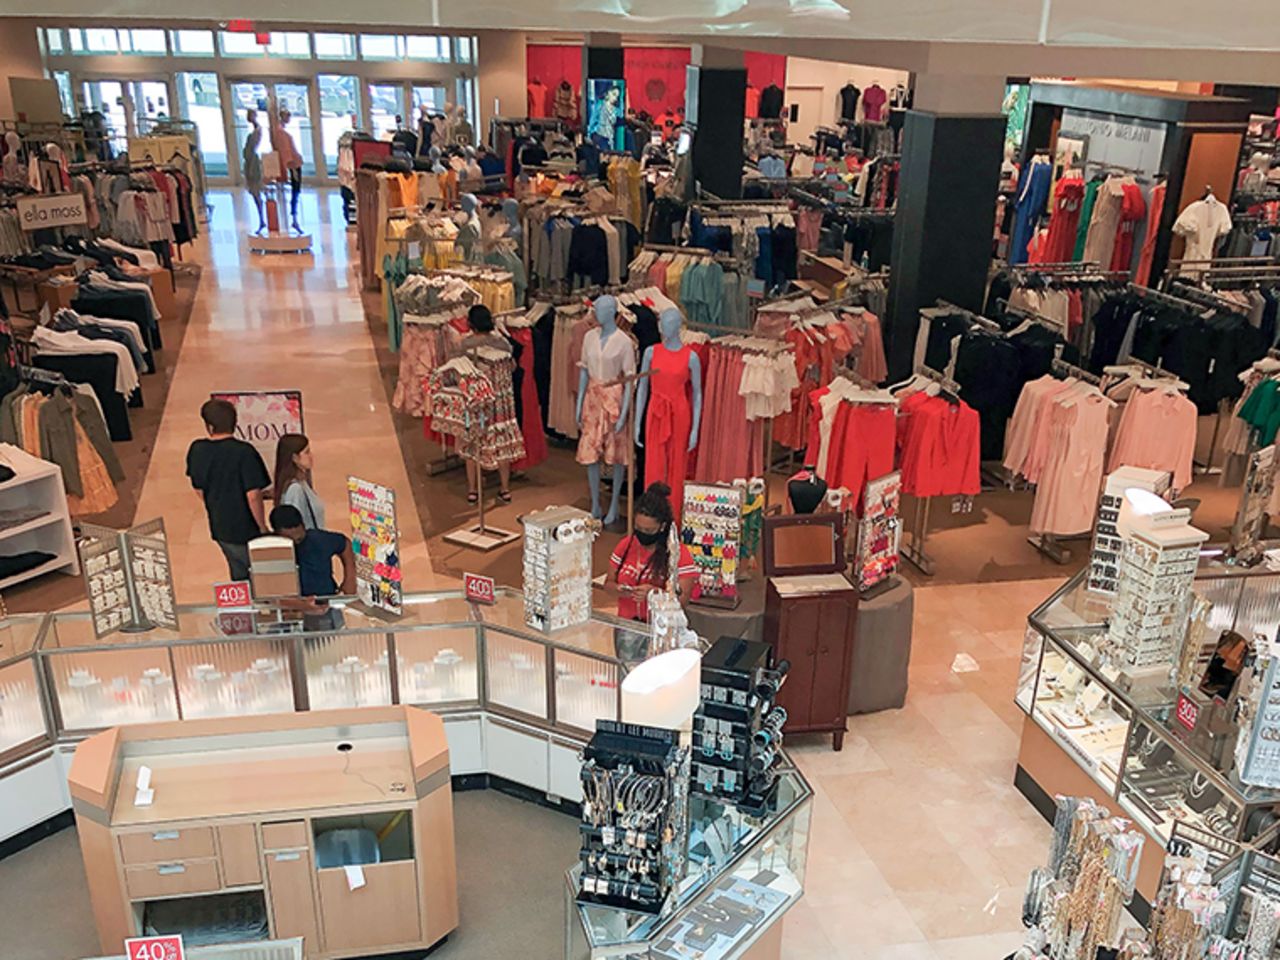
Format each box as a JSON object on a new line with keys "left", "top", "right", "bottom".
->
{"left": 609, "top": 482, "right": 697, "bottom": 622}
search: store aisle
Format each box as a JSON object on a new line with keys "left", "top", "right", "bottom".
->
{"left": 135, "top": 188, "right": 438, "bottom": 601}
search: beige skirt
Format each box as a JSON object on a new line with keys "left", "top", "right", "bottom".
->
{"left": 576, "top": 378, "right": 630, "bottom": 467}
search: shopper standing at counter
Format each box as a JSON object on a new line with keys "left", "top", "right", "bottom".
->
{"left": 186, "top": 399, "right": 270, "bottom": 581}
{"left": 273, "top": 433, "right": 325, "bottom": 529}
{"left": 269, "top": 504, "right": 356, "bottom": 629}
{"left": 610, "top": 482, "right": 697, "bottom": 621}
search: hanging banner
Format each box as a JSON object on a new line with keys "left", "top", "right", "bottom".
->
{"left": 347, "top": 476, "right": 402, "bottom": 615}
{"left": 209, "top": 390, "right": 304, "bottom": 465}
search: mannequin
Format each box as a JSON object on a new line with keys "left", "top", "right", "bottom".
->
{"left": 416, "top": 105, "right": 434, "bottom": 157}
{"left": 456, "top": 193, "right": 481, "bottom": 260}
{"left": 461, "top": 145, "right": 484, "bottom": 191}
{"left": 502, "top": 197, "right": 522, "bottom": 251}
{"left": 427, "top": 145, "right": 446, "bottom": 174}
{"left": 270, "top": 105, "right": 304, "bottom": 233}
{"left": 634, "top": 307, "right": 703, "bottom": 511}
{"left": 1000, "top": 143, "right": 1019, "bottom": 190}
{"left": 787, "top": 468, "right": 829, "bottom": 514}
{"left": 1, "top": 132, "right": 21, "bottom": 183}
{"left": 242, "top": 109, "right": 266, "bottom": 233}
{"left": 1242, "top": 152, "right": 1270, "bottom": 193}
{"left": 576, "top": 296, "right": 636, "bottom": 524}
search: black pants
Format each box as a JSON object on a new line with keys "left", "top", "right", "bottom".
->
{"left": 289, "top": 167, "right": 301, "bottom": 218}
{"left": 217, "top": 540, "right": 251, "bottom": 581}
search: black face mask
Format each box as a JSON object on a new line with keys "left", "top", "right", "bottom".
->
{"left": 635, "top": 527, "right": 664, "bottom": 548}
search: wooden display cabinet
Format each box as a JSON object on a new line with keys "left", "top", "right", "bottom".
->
{"left": 68, "top": 706, "right": 458, "bottom": 959}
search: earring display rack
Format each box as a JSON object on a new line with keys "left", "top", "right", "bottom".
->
{"left": 681, "top": 482, "right": 743, "bottom": 610}
{"left": 522, "top": 505, "right": 595, "bottom": 633}
{"left": 1086, "top": 467, "right": 1172, "bottom": 596}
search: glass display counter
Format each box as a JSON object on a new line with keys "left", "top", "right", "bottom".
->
{"left": 0, "top": 614, "right": 52, "bottom": 765}
{"left": 1018, "top": 564, "right": 1280, "bottom": 903}
{"left": 566, "top": 768, "right": 812, "bottom": 960}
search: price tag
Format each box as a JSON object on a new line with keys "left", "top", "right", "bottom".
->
{"left": 1176, "top": 692, "right": 1200, "bottom": 732}
{"left": 464, "top": 572, "right": 496, "bottom": 605}
{"left": 126, "top": 936, "right": 185, "bottom": 960}
{"left": 213, "top": 580, "right": 252, "bottom": 609}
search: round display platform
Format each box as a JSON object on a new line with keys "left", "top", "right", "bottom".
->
{"left": 247, "top": 231, "right": 313, "bottom": 254}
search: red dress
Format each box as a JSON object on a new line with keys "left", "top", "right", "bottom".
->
{"left": 644, "top": 343, "right": 694, "bottom": 508}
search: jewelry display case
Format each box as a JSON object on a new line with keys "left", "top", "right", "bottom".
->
{"left": 565, "top": 767, "right": 812, "bottom": 960}
{"left": 1017, "top": 564, "right": 1280, "bottom": 907}
{"left": 0, "top": 588, "right": 651, "bottom": 842}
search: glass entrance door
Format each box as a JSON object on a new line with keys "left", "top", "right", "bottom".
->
{"left": 126, "top": 79, "right": 174, "bottom": 132}
{"left": 228, "top": 79, "right": 317, "bottom": 179}
{"left": 81, "top": 80, "right": 128, "bottom": 152}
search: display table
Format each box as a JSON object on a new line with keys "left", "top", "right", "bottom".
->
{"left": 68, "top": 706, "right": 458, "bottom": 959}
{"left": 848, "top": 577, "right": 913, "bottom": 715}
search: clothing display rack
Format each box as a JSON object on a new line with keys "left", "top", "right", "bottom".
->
{"left": 897, "top": 364, "right": 962, "bottom": 576}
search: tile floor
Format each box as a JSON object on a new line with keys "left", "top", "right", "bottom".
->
{"left": 7, "top": 188, "right": 1062, "bottom": 957}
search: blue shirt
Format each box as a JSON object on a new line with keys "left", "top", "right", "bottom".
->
{"left": 295, "top": 529, "right": 347, "bottom": 597}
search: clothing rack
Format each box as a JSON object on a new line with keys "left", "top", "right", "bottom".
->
{"left": 899, "top": 364, "right": 960, "bottom": 577}
{"left": 930, "top": 300, "right": 1002, "bottom": 334}
{"left": 1050, "top": 356, "right": 1101, "bottom": 386}
{"left": 1124, "top": 283, "right": 1210, "bottom": 316}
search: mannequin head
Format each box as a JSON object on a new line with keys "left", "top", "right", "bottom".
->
{"left": 246, "top": 109, "right": 258, "bottom": 128}
{"left": 502, "top": 198, "right": 521, "bottom": 237}
{"left": 465, "top": 145, "right": 476, "bottom": 159}
{"left": 595, "top": 295, "right": 618, "bottom": 332}
{"left": 429, "top": 145, "right": 444, "bottom": 172}
{"left": 460, "top": 193, "right": 478, "bottom": 216}
{"left": 419, "top": 104, "right": 430, "bottom": 120}
{"left": 658, "top": 307, "right": 683, "bottom": 344}
{"left": 4, "top": 131, "right": 19, "bottom": 152}
{"left": 280, "top": 109, "right": 291, "bottom": 126}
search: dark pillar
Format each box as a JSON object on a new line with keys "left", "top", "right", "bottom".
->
{"left": 885, "top": 74, "right": 1005, "bottom": 379}
{"left": 686, "top": 46, "right": 746, "bottom": 200}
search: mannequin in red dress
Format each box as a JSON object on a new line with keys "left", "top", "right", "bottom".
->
{"left": 634, "top": 307, "right": 703, "bottom": 511}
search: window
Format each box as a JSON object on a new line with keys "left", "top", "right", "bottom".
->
{"left": 54, "top": 71, "right": 74, "bottom": 117}
{"left": 219, "top": 31, "right": 267, "bottom": 57}
{"left": 44, "top": 28, "right": 64, "bottom": 56}
{"left": 413, "top": 85, "right": 445, "bottom": 115}
{"left": 405, "top": 35, "right": 448, "bottom": 61}
{"left": 319, "top": 75, "right": 360, "bottom": 168}
{"left": 83, "top": 28, "right": 120, "bottom": 53}
{"left": 176, "top": 73, "right": 227, "bottom": 176}
{"left": 120, "top": 29, "right": 167, "bottom": 55}
{"left": 266, "top": 32, "right": 311, "bottom": 58}
{"left": 314, "top": 33, "right": 356, "bottom": 59}
{"left": 171, "top": 30, "right": 215, "bottom": 56}
{"left": 454, "top": 37, "right": 474, "bottom": 63}
{"left": 359, "top": 34, "right": 402, "bottom": 61}
{"left": 368, "top": 83, "right": 405, "bottom": 139}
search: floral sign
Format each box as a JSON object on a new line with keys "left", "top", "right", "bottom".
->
{"left": 210, "top": 391, "right": 304, "bottom": 464}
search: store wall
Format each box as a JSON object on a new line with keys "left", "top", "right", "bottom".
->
{"left": 0, "top": 19, "right": 46, "bottom": 117}
{"left": 477, "top": 29, "right": 527, "bottom": 136}
{"left": 783, "top": 56, "right": 910, "bottom": 131}
{"left": 625, "top": 46, "right": 690, "bottom": 117}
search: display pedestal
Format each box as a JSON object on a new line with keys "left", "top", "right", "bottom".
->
{"left": 247, "top": 183, "right": 312, "bottom": 255}
{"left": 848, "top": 577, "right": 913, "bottom": 715}
{"left": 683, "top": 574, "right": 766, "bottom": 644}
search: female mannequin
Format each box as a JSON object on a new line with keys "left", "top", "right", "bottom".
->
{"left": 242, "top": 109, "right": 266, "bottom": 233}
{"left": 2, "top": 132, "right": 21, "bottom": 183}
{"left": 576, "top": 296, "right": 636, "bottom": 524}
{"left": 456, "top": 193, "right": 481, "bottom": 260}
{"left": 634, "top": 307, "right": 702, "bottom": 511}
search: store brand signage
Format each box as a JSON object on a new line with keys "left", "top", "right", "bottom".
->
{"left": 1176, "top": 692, "right": 1200, "bottom": 732}
{"left": 125, "top": 935, "right": 185, "bottom": 960}
{"left": 17, "top": 193, "right": 87, "bottom": 231}
{"left": 214, "top": 580, "right": 252, "bottom": 609}
{"left": 464, "top": 572, "right": 496, "bottom": 605}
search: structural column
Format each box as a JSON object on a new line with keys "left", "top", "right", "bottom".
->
{"left": 583, "top": 33, "right": 624, "bottom": 144}
{"left": 686, "top": 45, "right": 747, "bottom": 200}
{"left": 885, "top": 73, "right": 1006, "bottom": 379}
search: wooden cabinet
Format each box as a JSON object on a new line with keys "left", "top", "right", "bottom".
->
{"left": 217, "top": 823, "right": 261, "bottom": 887}
{"left": 266, "top": 849, "right": 321, "bottom": 952}
{"left": 119, "top": 826, "right": 215, "bottom": 864}
{"left": 318, "top": 862, "right": 421, "bottom": 952}
{"left": 124, "top": 859, "right": 221, "bottom": 899}
{"left": 764, "top": 576, "right": 858, "bottom": 750}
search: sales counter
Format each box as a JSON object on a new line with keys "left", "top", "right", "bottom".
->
{"left": 1017, "top": 563, "right": 1280, "bottom": 911}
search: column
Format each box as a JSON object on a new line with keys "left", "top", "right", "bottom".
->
{"left": 582, "top": 32, "right": 624, "bottom": 140}
{"left": 686, "top": 45, "right": 747, "bottom": 200}
{"left": 884, "top": 74, "right": 1006, "bottom": 379}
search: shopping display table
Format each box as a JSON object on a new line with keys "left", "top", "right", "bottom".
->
{"left": 68, "top": 706, "right": 458, "bottom": 959}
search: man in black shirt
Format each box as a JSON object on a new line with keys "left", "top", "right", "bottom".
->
{"left": 185, "top": 399, "right": 270, "bottom": 580}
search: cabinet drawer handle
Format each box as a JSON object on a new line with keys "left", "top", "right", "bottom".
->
{"left": 156, "top": 864, "right": 186, "bottom": 876}
{"left": 273, "top": 852, "right": 302, "bottom": 862}
{"left": 152, "top": 830, "right": 180, "bottom": 841}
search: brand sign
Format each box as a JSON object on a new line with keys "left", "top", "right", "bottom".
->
{"left": 214, "top": 580, "right": 252, "bottom": 609}
{"left": 464, "top": 572, "right": 496, "bottom": 605}
{"left": 1176, "top": 692, "right": 1200, "bottom": 732}
{"left": 17, "top": 193, "right": 87, "bottom": 231}
{"left": 209, "top": 390, "right": 304, "bottom": 465}
{"left": 125, "top": 935, "right": 185, "bottom": 960}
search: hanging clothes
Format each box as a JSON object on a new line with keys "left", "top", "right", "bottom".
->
{"left": 1010, "top": 158, "right": 1053, "bottom": 265}
{"left": 1134, "top": 181, "right": 1167, "bottom": 287}
{"left": 1107, "top": 385, "right": 1197, "bottom": 491}
{"left": 1081, "top": 175, "right": 1127, "bottom": 268}
{"left": 1029, "top": 389, "right": 1114, "bottom": 536}
{"left": 1042, "top": 173, "right": 1085, "bottom": 264}
{"left": 1110, "top": 182, "right": 1147, "bottom": 274}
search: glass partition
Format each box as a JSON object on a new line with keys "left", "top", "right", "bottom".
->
{"left": 0, "top": 657, "right": 48, "bottom": 759}
{"left": 302, "top": 630, "right": 393, "bottom": 710}
{"left": 171, "top": 637, "right": 294, "bottom": 719}
{"left": 395, "top": 624, "right": 480, "bottom": 707}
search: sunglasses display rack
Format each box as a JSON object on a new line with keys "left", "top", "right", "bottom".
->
{"left": 522, "top": 505, "right": 596, "bottom": 633}
{"left": 577, "top": 720, "right": 690, "bottom": 915}
{"left": 681, "top": 482, "right": 744, "bottom": 610}
{"left": 692, "top": 637, "right": 789, "bottom": 815}
{"left": 1086, "top": 466, "right": 1171, "bottom": 596}
{"left": 1108, "top": 513, "right": 1208, "bottom": 672}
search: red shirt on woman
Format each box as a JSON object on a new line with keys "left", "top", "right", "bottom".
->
{"left": 610, "top": 534, "right": 696, "bottom": 621}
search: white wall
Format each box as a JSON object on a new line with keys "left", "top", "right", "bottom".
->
{"left": 783, "top": 56, "right": 910, "bottom": 133}
{"left": 0, "top": 19, "right": 47, "bottom": 117}
{"left": 476, "top": 29, "right": 526, "bottom": 140}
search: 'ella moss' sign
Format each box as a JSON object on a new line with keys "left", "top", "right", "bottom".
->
{"left": 17, "top": 193, "right": 87, "bottom": 231}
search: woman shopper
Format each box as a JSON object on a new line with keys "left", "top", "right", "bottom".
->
{"left": 609, "top": 482, "right": 697, "bottom": 622}
{"left": 273, "top": 433, "right": 325, "bottom": 530}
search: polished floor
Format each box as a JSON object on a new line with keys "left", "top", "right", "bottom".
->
{"left": 0, "top": 189, "right": 1055, "bottom": 959}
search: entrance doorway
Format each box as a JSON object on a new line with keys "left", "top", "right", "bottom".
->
{"left": 228, "top": 79, "right": 318, "bottom": 179}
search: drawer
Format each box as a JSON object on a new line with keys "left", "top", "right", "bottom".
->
{"left": 125, "top": 859, "right": 221, "bottom": 900}
{"left": 119, "top": 827, "right": 216, "bottom": 864}
{"left": 261, "top": 820, "right": 309, "bottom": 850}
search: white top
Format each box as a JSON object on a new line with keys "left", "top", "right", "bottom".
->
{"left": 32, "top": 326, "right": 139, "bottom": 396}
{"left": 1173, "top": 197, "right": 1232, "bottom": 273}
{"left": 580, "top": 327, "right": 637, "bottom": 382}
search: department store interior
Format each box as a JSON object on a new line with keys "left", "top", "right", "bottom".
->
{"left": 3, "top": 8, "right": 1280, "bottom": 960}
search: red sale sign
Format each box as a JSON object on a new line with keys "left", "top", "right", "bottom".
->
{"left": 126, "top": 935, "right": 185, "bottom": 960}
{"left": 214, "top": 581, "right": 252, "bottom": 609}
{"left": 464, "top": 572, "right": 496, "bottom": 605}
{"left": 1176, "top": 692, "right": 1200, "bottom": 732}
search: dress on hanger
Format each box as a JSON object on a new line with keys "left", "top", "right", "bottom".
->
{"left": 643, "top": 343, "right": 694, "bottom": 506}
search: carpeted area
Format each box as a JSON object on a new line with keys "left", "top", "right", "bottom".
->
{"left": 0, "top": 788, "right": 577, "bottom": 960}
{"left": 2, "top": 267, "right": 203, "bottom": 614}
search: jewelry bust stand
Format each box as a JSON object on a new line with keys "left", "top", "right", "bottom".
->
{"left": 248, "top": 180, "right": 313, "bottom": 255}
